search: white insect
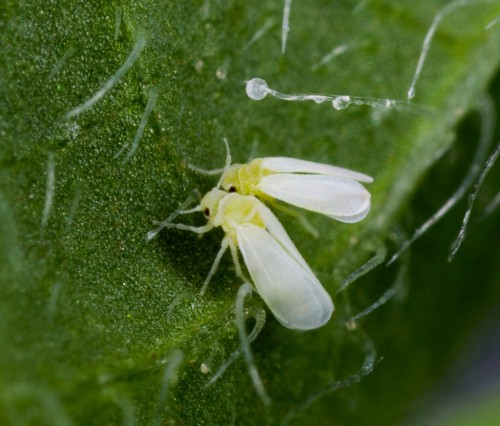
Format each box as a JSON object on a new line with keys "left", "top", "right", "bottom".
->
{"left": 216, "top": 142, "right": 373, "bottom": 224}
{"left": 148, "top": 188, "right": 334, "bottom": 330}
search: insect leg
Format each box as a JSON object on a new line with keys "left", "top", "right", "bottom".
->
{"left": 147, "top": 223, "right": 213, "bottom": 241}
{"left": 147, "top": 194, "right": 202, "bottom": 240}
{"left": 200, "top": 237, "right": 230, "bottom": 295}
{"left": 229, "top": 239, "right": 251, "bottom": 284}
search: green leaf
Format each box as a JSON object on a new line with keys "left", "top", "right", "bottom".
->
{"left": 1, "top": 1, "right": 500, "bottom": 424}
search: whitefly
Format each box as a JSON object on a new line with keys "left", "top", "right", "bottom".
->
{"left": 215, "top": 140, "right": 374, "bottom": 224}
{"left": 148, "top": 188, "right": 334, "bottom": 331}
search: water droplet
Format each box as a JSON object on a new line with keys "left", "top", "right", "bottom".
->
{"left": 216, "top": 57, "right": 231, "bottom": 80}
{"left": 246, "top": 78, "right": 269, "bottom": 101}
{"left": 216, "top": 67, "right": 227, "bottom": 79}
{"left": 310, "top": 95, "right": 327, "bottom": 104}
{"left": 332, "top": 96, "right": 351, "bottom": 110}
{"left": 385, "top": 99, "right": 396, "bottom": 108}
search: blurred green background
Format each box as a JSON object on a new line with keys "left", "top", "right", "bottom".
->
{"left": 1, "top": 1, "right": 499, "bottom": 424}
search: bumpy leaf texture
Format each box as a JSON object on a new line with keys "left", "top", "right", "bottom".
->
{"left": 1, "top": 1, "right": 500, "bottom": 425}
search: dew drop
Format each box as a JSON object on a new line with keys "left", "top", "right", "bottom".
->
{"left": 332, "top": 95, "right": 351, "bottom": 110}
{"left": 216, "top": 67, "right": 227, "bottom": 79}
{"left": 385, "top": 99, "right": 396, "bottom": 108}
{"left": 310, "top": 95, "right": 327, "bottom": 104}
{"left": 246, "top": 78, "right": 269, "bottom": 101}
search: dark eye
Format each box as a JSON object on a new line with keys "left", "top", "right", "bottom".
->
{"left": 228, "top": 186, "right": 236, "bottom": 193}
{"left": 204, "top": 208, "right": 210, "bottom": 217}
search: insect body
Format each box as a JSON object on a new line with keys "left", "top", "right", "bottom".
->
{"left": 220, "top": 157, "right": 373, "bottom": 223}
{"left": 152, "top": 188, "right": 334, "bottom": 330}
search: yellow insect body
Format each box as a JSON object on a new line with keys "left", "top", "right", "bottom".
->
{"left": 221, "top": 159, "right": 272, "bottom": 199}
{"left": 204, "top": 189, "right": 266, "bottom": 241}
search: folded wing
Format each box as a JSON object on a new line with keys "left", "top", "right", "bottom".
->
{"left": 237, "top": 223, "right": 333, "bottom": 330}
{"left": 259, "top": 174, "right": 371, "bottom": 223}
{"left": 261, "top": 157, "right": 373, "bottom": 183}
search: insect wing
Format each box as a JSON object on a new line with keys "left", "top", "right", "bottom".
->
{"left": 261, "top": 157, "right": 373, "bottom": 183}
{"left": 259, "top": 173, "right": 371, "bottom": 223}
{"left": 237, "top": 223, "right": 333, "bottom": 330}
{"left": 255, "top": 201, "right": 315, "bottom": 271}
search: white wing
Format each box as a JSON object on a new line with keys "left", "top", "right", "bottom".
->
{"left": 258, "top": 174, "right": 371, "bottom": 223}
{"left": 237, "top": 223, "right": 333, "bottom": 330}
{"left": 261, "top": 157, "right": 373, "bottom": 183}
{"left": 255, "top": 200, "right": 313, "bottom": 272}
